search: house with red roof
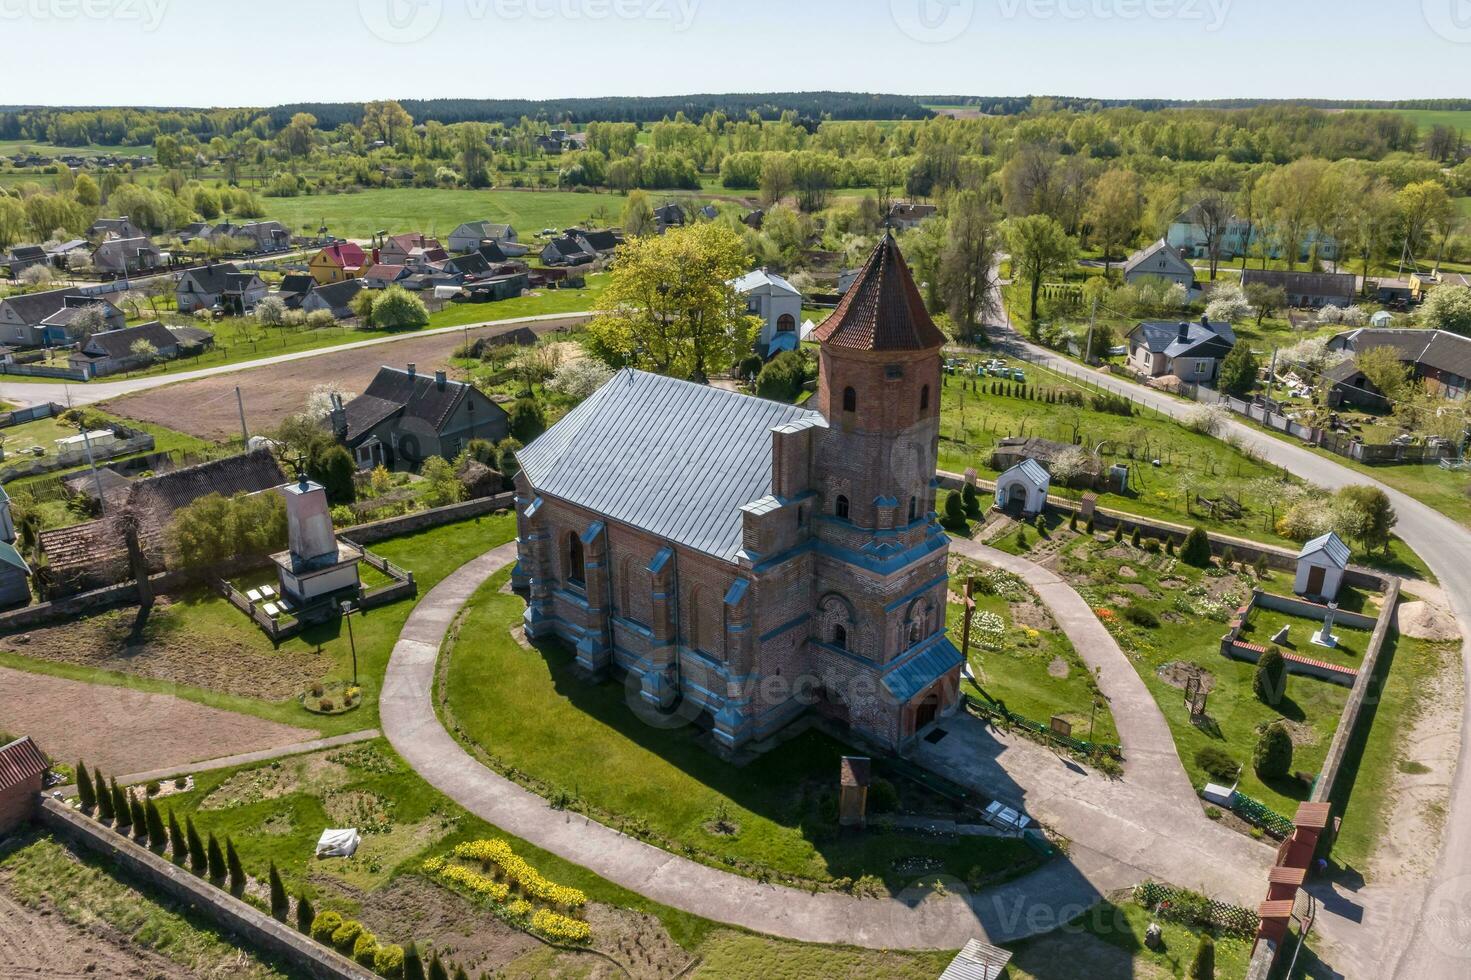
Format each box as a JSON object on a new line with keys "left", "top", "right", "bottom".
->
{"left": 309, "top": 242, "right": 368, "bottom": 285}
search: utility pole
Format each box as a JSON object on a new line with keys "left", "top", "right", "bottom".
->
{"left": 1083, "top": 295, "right": 1098, "bottom": 366}
{"left": 235, "top": 386, "right": 249, "bottom": 444}
{"left": 1267, "top": 347, "right": 1278, "bottom": 406}
{"left": 79, "top": 428, "right": 106, "bottom": 515}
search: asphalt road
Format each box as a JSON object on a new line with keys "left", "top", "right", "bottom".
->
{"left": 983, "top": 319, "right": 1471, "bottom": 978}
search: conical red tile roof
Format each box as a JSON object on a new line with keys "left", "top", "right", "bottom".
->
{"left": 812, "top": 234, "right": 946, "bottom": 352}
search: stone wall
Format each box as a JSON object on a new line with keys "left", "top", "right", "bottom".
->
{"left": 37, "top": 797, "right": 376, "bottom": 980}
{"left": 1254, "top": 590, "right": 1377, "bottom": 630}
{"left": 339, "top": 492, "right": 514, "bottom": 545}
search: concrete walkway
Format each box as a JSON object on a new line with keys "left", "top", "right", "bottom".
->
{"left": 380, "top": 541, "right": 1272, "bottom": 949}
{"left": 114, "top": 728, "right": 381, "bottom": 787}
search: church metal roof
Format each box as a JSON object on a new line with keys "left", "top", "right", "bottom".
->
{"left": 516, "top": 369, "right": 825, "bottom": 562}
{"left": 880, "top": 636, "right": 965, "bottom": 702}
{"left": 1298, "top": 531, "right": 1350, "bottom": 568}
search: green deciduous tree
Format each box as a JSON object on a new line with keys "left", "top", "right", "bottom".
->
{"left": 939, "top": 190, "right": 1002, "bottom": 341}
{"left": 1420, "top": 284, "right": 1471, "bottom": 337}
{"left": 371, "top": 286, "right": 430, "bottom": 331}
{"left": 168, "top": 491, "right": 288, "bottom": 571}
{"left": 1086, "top": 168, "right": 1144, "bottom": 277}
{"left": 1004, "top": 214, "right": 1077, "bottom": 325}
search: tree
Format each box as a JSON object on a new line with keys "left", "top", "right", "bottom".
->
{"left": 128, "top": 791, "right": 147, "bottom": 838}
{"left": 129, "top": 339, "right": 159, "bottom": 368}
{"left": 1244, "top": 283, "right": 1286, "bottom": 326}
{"left": 225, "top": 837, "right": 245, "bottom": 895}
{"left": 269, "top": 861, "right": 289, "bottom": 921}
{"left": 428, "top": 950, "right": 449, "bottom": 980}
{"left": 1204, "top": 282, "right": 1252, "bottom": 324}
{"left": 95, "top": 771, "right": 114, "bottom": 821}
{"left": 1254, "top": 722, "right": 1294, "bottom": 780}
{"left": 168, "top": 809, "right": 186, "bottom": 863}
{"left": 1189, "top": 933, "right": 1215, "bottom": 979}
{"left": 1420, "top": 285, "right": 1471, "bottom": 337}
{"left": 587, "top": 222, "right": 756, "bottom": 381}
{"left": 1337, "top": 485, "right": 1396, "bottom": 555}
{"left": 403, "top": 942, "right": 427, "bottom": 980}
{"left": 296, "top": 892, "right": 316, "bottom": 934}
{"left": 362, "top": 100, "right": 414, "bottom": 148}
{"left": 186, "top": 816, "right": 207, "bottom": 874}
{"left": 1189, "top": 190, "right": 1232, "bottom": 281}
{"left": 169, "top": 491, "right": 288, "bottom": 571}
{"left": 371, "top": 287, "right": 430, "bottom": 331}
{"left": 1086, "top": 169, "right": 1143, "bottom": 277}
{"left": 942, "top": 490, "right": 968, "bottom": 532}
{"left": 67, "top": 303, "right": 110, "bottom": 344}
{"left": 111, "top": 780, "right": 130, "bottom": 830}
{"left": 1261, "top": 159, "right": 1328, "bottom": 270}
{"left": 508, "top": 398, "right": 546, "bottom": 441}
{"left": 256, "top": 294, "right": 287, "bottom": 326}
{"left": 206, "top": 832, "right": 226, "bottom": 882}
{"left": 621, "top": 189, "right": 654, "bottom": 237}
{"left": 351, "top": 288, "right": 378, "bottom": 323}
{"left": 1396, "top": 180, "right": 1455, "bottom": 274}
{"left": 1355, "top": 345, "right": 1414, "bottom": 403}
{"left": 1217, "top": 343, "right": 1260, "bottom": 397}
{"left": 309, "top": 445, "right": 357, "bottom": 504}
{"left": 1254, "top": 646, "right": 1288, "bottom": 706}
{"left": 546, "top": 358, "right": 614, "bottom": 401}
{"left": 421, "top": 456, "right": 466, "bottom": 508}
{"left": 759, "top": 153, "right": 794, "bottom": 206}
{"left": 1180, "top": 526, "right": 1213, "bottom": 567}
{"left": 145, "top": 798, "right": 166, "bottom": 847}
{"left": 76, "top": 761, "right": 95, "bottom": 811}
{"left": 755, "top": 351, "right": 806, "bottom": 401}
{"left": 939, "top": 190, "right": 1002, "bottom": 341}
{"left": 1004, "top": 214, "right": 1076, "bottom": 325}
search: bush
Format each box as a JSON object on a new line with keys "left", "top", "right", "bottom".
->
{"left": 186, "top": 816, "right": 206, "bottom": 874}
{"left": 352, "top": 929, "right": 379, "bottom": 967}
{"left": 112, "top": 781, "right": 131, "bottom": 829}
{"left": 1166, "top": 538, "right": 1176, "bottom": 556}
{"left": 1254, "top": 723, "right": 1294, "bottom": 780}
{"left": 1130, "top": 526, "right": 1141, "bottom": 547}
{"left": 225, "top": 837, "right": 246, "bottom": 895}
{"left": 1194, "top": 745, "right": 1240, "bottom": 781}
{"left": 76, "top": 762, "right": 95, "bottom": 811}
{"left": 1085, "top": 516, "right": 1096, "bottom": 534}
{"left": 309, "top": 444, "right": 357, "bottom": 504}
{"left": 206, "top": 833, "right": 225, "bottom": 881}
{"left": 1113, "top": 523, "right": 1123, "bottom": 542}
{"left": 868, "top": 778, "right": 899, "bottom": 813}
{"left": 374, "top": 944, "right": 406, "bottom": 979}
{"left": 94, "top": 770, "right": 114, "bottom": 820}
{"left": 168, "top": 810, "right": 186, "bottom": 863}
{"left": 269, "top": 861, "right": 289, "bottom": 921}
{"left": 1253, "top": 646, "right": 1288, "bottom": 707}
{"left": 1180, "top": 526, "right": 1213, "bottom": 567}
{"left": 1189, "top": 932, "right": 1215, "bottom": 979}
{"left": 1122, "top": 605, "right": 1159, "bottom": 628}
{"left": 128, "top": 792, "right": 147, "bottom": 839}
{"left": 369, "top": 286, "right": 430, "bottom": 330}
{"left": 508, "top": 397, "right": 546, "bottom": 441}
{"left": 145, "top": 780, "right": 161, "bottom": 796}
{"left": 145, "top": 798, "right": 166, "bottom": 847}
{"left": 331, "top": 918, "right": 364, "bottom": 954}
{"left": 941, "top": 490, "right": 968, "bottom": 531}
{"left": 755, "top": 351, "right": 805, "bottom": 402}
{"left": 310, "top": 909, "right": 343, "bottom": 944}
{"left": 961, "top": 482, "right": 979, "bottom": 517}
{"left": 296, "top": 893, "right": 315, "bottom": 934}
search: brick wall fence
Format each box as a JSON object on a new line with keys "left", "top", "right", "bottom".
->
{"left": 1218, "top": 589, "right": 1384, "bottom": 688}
{"left": 37, "top": 797, "right": 375, "bottom": 980}
{"left": 339, "top": 492, "right": 513, "bottom": 546}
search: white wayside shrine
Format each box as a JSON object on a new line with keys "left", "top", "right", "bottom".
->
{"left": 271, "top": 471, "right": 361, "bottom": 612}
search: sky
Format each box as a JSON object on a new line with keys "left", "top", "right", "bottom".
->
{"left": 2, "top": 0, "right": 1470, "bottom": 107}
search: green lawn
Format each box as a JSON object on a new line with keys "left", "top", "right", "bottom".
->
{"left": 441, "top": 567, "right": 1041, "bottom": 891}
{"left": 0, "top": 511, "right": 518, "bottom": 735}
{"left": 948, "top": 556, "right": 1119, "bottom": 745}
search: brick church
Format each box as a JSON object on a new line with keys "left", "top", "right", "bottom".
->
{"left": 512, "top": 235, "right": 963, "bottom": 752}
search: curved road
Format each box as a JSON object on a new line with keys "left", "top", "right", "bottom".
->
{"left": 985, "top": 321, "right": 1471, "bottom": 979}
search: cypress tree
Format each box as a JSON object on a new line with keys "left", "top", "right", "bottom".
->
{"left": 112, "top": 781, "right": 131, "bottom": 830}
{"left": 296, "top": 893, "right": 316, "bottom": 934}
{"left": 1085, "top": 516, "right": 1096, "bottom": 534}
{"left": 128, "top": 791, "right": 147, "bottom": 839}
{"left": 1069, "top": 512, "right": 1078, "bottom": 532}
{"left": 427, "top": 951, "right": 449, "bottom": 980}
{"left": 186, "top": 816, "right": 207, "bottom": 874}
{"left": 1166, "top": 537, "right": 1176, "bottom": 556}
{"left": 225, "top": 837, "right": 246, "bottom": 895}
{"left": 145, "top": 798, "right": 166, "bottom": 847}
{"left": 1130, "top": 526, "right": 1142, "bottom": 548}
{"left": 402, "top": 942, "right": 426, "bottom": 980}
{"left": 206, "top": 832, "right": 226, "bottom": 882}
{"left": 1180, "top": 526, "right": 1213, "bottom": 567}
{"left": 76, "top": 762, "right": 95, "bottom": 811}
{"left": 94, "top": 771, "right": 114, "bottom": 821}
{"left": 269, "top": 862, "right": 289, "bottom": 921}
{"left": 1188, "top": 933, "right": 1215, "bottom": 979}
{"left": 453, "top": 966, "right": 469, "bottom": 980}
{"left": 168, "top": 809, "right": 186, "bottom": 863}
{"left": 1113, "top": 523, "right": 1123, "bottom": 542}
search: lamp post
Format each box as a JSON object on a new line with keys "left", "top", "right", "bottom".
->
{"left": 340, "top": 599, "right": 359, "bottom": 685}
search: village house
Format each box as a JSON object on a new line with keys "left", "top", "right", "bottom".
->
{"left": 731, "top": 268, "right": 803, "bottom": 358}
{"left": 460, "top": 271, "right": 530, "bottom": 302}
{"left": 235, "top": 220, "right": 291, "bottom": 253}
{"left": 4, "top": 245, "right": 48, "bottom": 277}
{"left": 360, "top": 263, "right": 411, "bottom": 289}
{"left": 176, "top": 263, "right": 267, "bottom": 314}
{"left": 44, "top": 239, "right": 91, "bottom": 270}
{"left": 67, "top": 321, "right": 181, "bottom": 377}
{"left": 540, "top": 234, "right": 598, "bottom": 267}
{"left": 440, "top": 252, "right": 491, "bottom": 280}
{"left": 380, "top": 233, "right": 447, "bottom": 269}
{"left": 1242, "top": 269, "right": 1355, "bottom": 309}
{"left": 330, "top": 364, "right": 509, "bottom": 470}
{"left": 302, "top": 279, "right": 367, "bottom": 319}
{"left": 1126, "top": 316, "right": 1237, "bottom": 383}
{"left": 887, "top": 202, "right": 938, "bottom": 230}
{"left": 0, "top": 288, "right": 125, "bottom": 347}
{"left": 91, "top": 236, "right": 162, "bottom": 276}
{"left": 277, "top": 273, "right": 317, "bottom": 309}
{"left": 1123, "top": 239, "right": 1197, "bottom": 292}
{"left": 0, "top": 736, "right": 47, "bottom": 834}
{"left": 653, "top": 203, "right": 685, "bottom": 233}
{"left": 512, "top": 235, "right": 963, "bottom": 753}
{"left": 308, "top": 242, "right": 368, "bottom": 285}
{"left": 448, "top": 220, "right": 517, "bottom": 253}
{"left": 87, "top": 216, "right": 145, "bottom": 241}
{"left": 1326, "top": 327, "right": 1471, "bottom": 401}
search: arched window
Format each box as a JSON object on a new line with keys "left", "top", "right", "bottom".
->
{"left": 842, "top": 386, "right": 856, "bottom": 413}
{"left": 909, "top": 621, "right": 922, "bottom": 645}
{"left": 831, "top": 624, "right": 847, "bottom": 650}
{"left": 835, "top": 495, "right": 849, "bottom": 520}
{"left": 908, "top": 497, "right": 918, "bottom": 522}
{"left": 566, "top": 532, "right": 585, "bottom": 586}
{"left": 920, "top": 384, "right": 930, "bottom": 411}
{"left": 777, "top": 313, "right": 796, "bottom": 332}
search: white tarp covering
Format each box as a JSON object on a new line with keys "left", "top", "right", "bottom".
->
{"left": 315, "top": 828, "right": 360, "bottom": 858}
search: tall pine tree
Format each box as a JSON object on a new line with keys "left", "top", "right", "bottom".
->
{"left": 225, "top": 837, "right": 246, "bottom": 895}
{"left": 206, "top": 832, "right": 226, "bottom": 881}
{"left": 186, "top": 816, "right": 207, "bottom": 874}
{"left": 168, "top": 809, "right": 186, "bottom": 863}
{"left": 268, "top": 862, "right": 289, "bottom": 921}
{"left": 75, "top": 762, "right": 95, "bottom": 811}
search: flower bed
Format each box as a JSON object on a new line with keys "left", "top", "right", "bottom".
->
{"left": 297, "top": 680, "right": 362, "bottom": 715}
{"left": 423, "top": 838, "right": 591, "bottom": 945}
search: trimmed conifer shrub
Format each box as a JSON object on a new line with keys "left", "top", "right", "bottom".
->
{"left": 402, "top": 942, "right": 426, "bottom": 980}
{"left": 428, "top": 951, "right": 449, "bottom": 980}
{"left": 1180, "top": 526, "right": 1213, "bottom": 567}
{"left": 1189, "top": 932, "right": 1215, "bottom": 979}
{"left": 1254, "top": 723, "right": 1294, "bottom": 780}
{"left": 268, "top": 861, "right": 289, "bottom": 921}
{"left": 76, "top": 762, "right": 95, "bottom": 811}
{"left": 186, "top": 816, "right": 207, "bottom": 874}
{"left": 206, "top": 832, "right": 226, "bottom": 881}
{"left": 95, "top": 771, "right": 113, "bottom": 821}
{"left": 168, "top": 809, "right": 186, "bottom": 864}
{"left": 1130, "top": 526, "right": 1142, "bottom": 547}
{"left": 112, "top": 781, "right": 131, "bottom": 830}
{"left": 225, "top": 837, "right": 246, "bottom": 895}
{"left": 1254, "top": 646, "right": 1289, "bottom": 707}
{"left": 296, "top": 894, "right": 316, "bottom": 935}
{"left": 128, "top": 791, "right": 147, "bottom": 839}
{"left": 144, "top": 798, "right": 166, "bottom": 847}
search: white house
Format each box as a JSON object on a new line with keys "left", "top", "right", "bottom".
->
{"left": 994, "top": 459, "right": 1050, "bottom": 516}
{"left": 1294, "top": 531, "right": 1349, "bottom": 602}
{"left": 731, "top": 268, "right": 802, "bottom": 358}
{"left": 448, "top": 220, "right": 517, "bottom": 253}
{"left": 1123, "top": 239, "right": 1196, "bottom": 293}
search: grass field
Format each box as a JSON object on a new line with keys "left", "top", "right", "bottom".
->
{"left": 441, "top": 566, "right": 1041, "bottom": 891}
{"left": 264, "top": 187, "right": 702, "bottom": 241}
{"left": 1376, "top": 108, "right": 1471, "bottom": 136}
{"left": 0, "top": 138, "right": 155, "bottom": 157}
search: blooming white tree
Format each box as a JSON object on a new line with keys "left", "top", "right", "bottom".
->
{"left": 1420, "top": 285, "right": 1471, "bottom": 336}
{"left": 1204, "top": 282, "right": 1252, "bottom": 323}
{"left": 545, "top": 358, "right": 614, "bottom": 401}
{"left": 255, "top": 294, "right": 287, "bottom": 326}
{"left": 305, "top": 382, "right": 355, "bottom": 420}
{"left": 1183, "top": 403, "right": 1229, "bottom": 436}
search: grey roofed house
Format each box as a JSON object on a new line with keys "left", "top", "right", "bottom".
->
{"left": 91, "top": 236, "right": 162, "bottom": 275}
{"left": 442, "top": 252, "right": 491, "bottom": 277}
{"left": 742, "top": 208, "right": 765, "bottom": 229}
{"left": 475, "top": 241, "right": 509, "bottom": 264}
{"left": 540, "top": 235, "right": 597, "bottom": 266}
{"left": 448, "top": 220, "right": 516, "bottom": 252}
{"left": 302, "top": 278, "right": 367, "bottom": 318}
{"left": 88, "top": 216, "right": 144, "bottom": 241}
{"left": 6, "top": 245, "right": 47, "bottom": 274}
{"left": 653, "top": 203, "right": 685, "bottom": 230}
{"left": 277, "top": 273, "right": 316, "bottom": 308}
{"left": 1326, "top": 327, "right": 1471, "bottom": 400}
{"left": 176, "top": 262, "right": 267, "bottom": 314}
{"left": 1241, "top": 268, "right": 1355, "bottom": 308}
{"left": 1299, "top": 531, "right": 1350, "bottom": 569}
{"left": 0, "top": 287, "right": 126, "bottom": 346}
{"left": 570, "top": 228, "right": 620, "bottom": 253}
{"left": 1123, "top": 238, "right": 1196, "bottom": 289}
{"left": 517, "top": 369, "right": 826, "bottom": 562}
{"left": 887, "top": 202, "right": 938, "bottom": 229}
{"left": 236, "top": 220, "right": 290, "bottom": 252}
{"left": 69, "top": 321, "right": 180, "bottom": 376}
{"left": 166, "top": 323, "right": 215, "bottom": 351}
{"left": 1127, "top": 316, "right": 1236, "bottom": 382}
{"left": 334, "top": 364, "right": 509, "bottom": 469}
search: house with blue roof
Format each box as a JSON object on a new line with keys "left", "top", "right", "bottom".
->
{"left": 1126, "top": 315, "right": 1237, "bottom": 384}
{"left": 512, "top": 235, "right": 963, "bottom": 753}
